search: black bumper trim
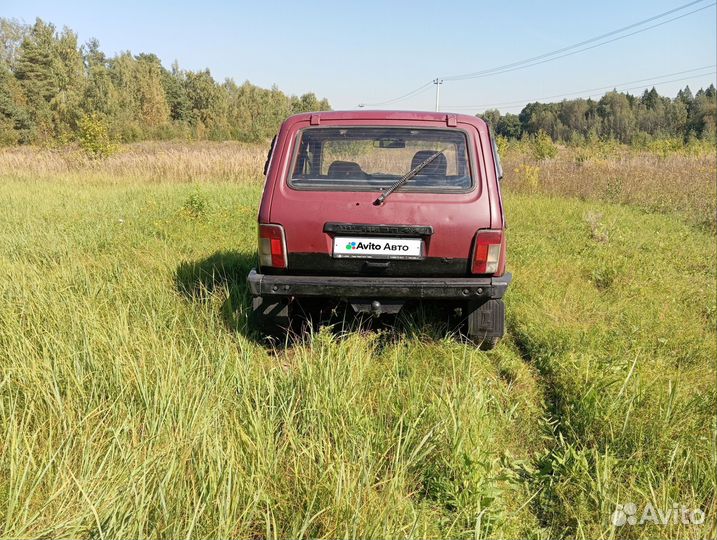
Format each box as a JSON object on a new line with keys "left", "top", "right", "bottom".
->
{"left": 247, "top": 269, "right": 511, "bottom": 300}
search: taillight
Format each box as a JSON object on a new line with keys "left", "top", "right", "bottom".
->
{"left": 258, "top": 224, "right": 287, "bottom": 269}
{"left": 472, "top": 229, "right": 503, "bottom": 274}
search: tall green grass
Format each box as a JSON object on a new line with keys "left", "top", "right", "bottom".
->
{"left": 0, "top": 159, "right": 714, "bottom": 538}
{"left": 504, "top": 193, "right": 716, "bottom": 539}
{"left": 0, "top": 179, "right": 544, "bottom": 538}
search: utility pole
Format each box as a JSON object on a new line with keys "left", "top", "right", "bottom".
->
{"left": 433, "top": 78, "right": 443, "bottom": 112}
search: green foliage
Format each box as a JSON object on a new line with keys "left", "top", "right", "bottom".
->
{"left": 0, "top": 17, "right": 331, "bottom": 146}
{"left": 495, "top": 112, "right": 522, "bottom": 139}
{"left": 0, "top": 61, "right": 28, "bottom": 144}
{"left": 0, "top": 18, "right": 28, "bottom": 67}
{"left": 645, "top": 137, "right": 684, "bottom": 158}
{"left": 181, "top": 189, "right": 209, "bottom": 218}
{"left": 480, "top": 84, "right": 717, "bottom": 146}
{"left": 494, "top": 134, "right": 509, "bottom": 157}
{"left": 479, "top": 108, "right": 500, "bottom": 127}
{"left": 78, "top": 112, "right": 115, "bottom": 158}
{"left": 532, "top": 129, "right": 557, "bottom": 160}
{"left": 10, "top": 19, "right": 86, "bottom": 143}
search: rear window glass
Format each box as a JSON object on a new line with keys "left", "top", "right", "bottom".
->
{"left": 289, "top": 127, "right": 472, "bottom": 191}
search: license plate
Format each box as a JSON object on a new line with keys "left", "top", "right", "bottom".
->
{"left": 333, "top": 236, "right": 423, "bottom": 259}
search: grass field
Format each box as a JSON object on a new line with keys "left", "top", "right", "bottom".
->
{"left": 0, "top": 142, "right": 715, "bottom": 539}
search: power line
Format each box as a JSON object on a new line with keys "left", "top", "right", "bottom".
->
{"left": 358, "top": 80, "right": 433, "bottom": 108}
{"left": 447, "top": 73, "right": 716, "bottom": 114}
{"left": 441, "top": 0, "right": 713, "bottom": 81}
{"left": 442, "top": 1, "right": 716, "bottom": 81}
{"left": 355, "top": 0, "right": 714, "bottom": 108}
{"left": 444, "top": 65, "right": 717, "bottom": 110}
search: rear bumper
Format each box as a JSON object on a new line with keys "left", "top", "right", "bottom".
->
{"left": 247, "top": 269, "right": 511, "bottom": 300}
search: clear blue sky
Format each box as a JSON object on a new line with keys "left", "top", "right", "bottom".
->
{"left": 4, "top": 0, "right": 716, "bottom": 113}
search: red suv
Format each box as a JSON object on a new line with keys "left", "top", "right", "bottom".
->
{"left": 247, "top": 111, "right": 510, "bottom": 348}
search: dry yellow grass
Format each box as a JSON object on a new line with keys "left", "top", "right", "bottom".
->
{"left": 502, "top": 144, "right": 717, "bottom": 230}
{"left": 1, "top": 140, "right": 714, "bottom": 229}
{"left": 0, "top": 141, "right": 266, "bottom": 183}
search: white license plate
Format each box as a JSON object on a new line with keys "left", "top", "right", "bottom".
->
{"left": 333, "top": 236, "right": 423, "bottom": 259}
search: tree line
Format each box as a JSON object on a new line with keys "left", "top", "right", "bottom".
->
{"left": 2, "top": 17, "right": 714, "bottom": 149}
{"left": 480, "top": 84, "right": 716, "bottom": 144}
{"left": 0, "top": 18, "right": 331, "bottom": 146}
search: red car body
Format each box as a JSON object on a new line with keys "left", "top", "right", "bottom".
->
{"left": 248, "top": 110, "right": 511, "bottom": 346}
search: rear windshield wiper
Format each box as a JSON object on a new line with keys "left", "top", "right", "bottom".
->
{"left": 373, "top": 148, "right": 446, "bottom": 206}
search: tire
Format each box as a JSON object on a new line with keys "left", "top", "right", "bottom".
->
{"left": 251, "top": 296, "right": 290, "bottom": 338}
{"left": 478, "top": 336, "right": 500, "bottom": 351}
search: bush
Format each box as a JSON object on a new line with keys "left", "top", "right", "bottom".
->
{"left": 495, "top": 135, "right": 510, "bottom": 157}
{"left": 630, "top": 131, "right": 653, "bottom": 149}
{"left": 567, "top": 132, "right": 586, "bottom": 147}
{"left": 181, "top": 189, "right": 209, "bottom": 218}
{"left": 647, "top": 138, "right": 684, "bottom": 158}
{"left": 78, "top": 113, "right": 116, "bottom": 158}
{"left": 532, "top": 130, "right": 557, "bottom": 160}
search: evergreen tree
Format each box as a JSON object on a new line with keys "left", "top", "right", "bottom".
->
{"left": 162, "top": 61, "right": 191, "bottom": 123}
{"left": 50, "top": 26, "right": 85, "bottom": 138}
{"left": 14, "top": 19, "right": 58, "bottom": 140}
{"left": 0, "top": 60, "right": 30, "bottom": 143}
{"left": 83, "top": 38, "right": 120, "bottom": 120}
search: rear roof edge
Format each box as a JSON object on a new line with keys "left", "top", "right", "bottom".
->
{"left": 282, "top": 110, "right": 487, "bottom": 128}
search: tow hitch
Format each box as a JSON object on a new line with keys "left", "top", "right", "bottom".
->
{"left": 350, "top": 300, "right": 404, "bottom": 317}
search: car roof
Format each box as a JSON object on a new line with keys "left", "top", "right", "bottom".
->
{"left": 285, "top": 110, "right": 488, "bottom": 128}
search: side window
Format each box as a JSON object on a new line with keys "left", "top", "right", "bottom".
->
{"left": 490, "top": 130, "right": 503, "bottom": 180}
{"left": 263, "top": 135, "right": 277, "bottom": 176}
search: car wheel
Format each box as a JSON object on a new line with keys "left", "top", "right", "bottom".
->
{"left": 478, "top": 336, "right": 500, "bottom": 350}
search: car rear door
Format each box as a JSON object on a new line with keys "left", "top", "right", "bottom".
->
{"left": 266, "top": 117, "right": 493, "bottom": 277}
